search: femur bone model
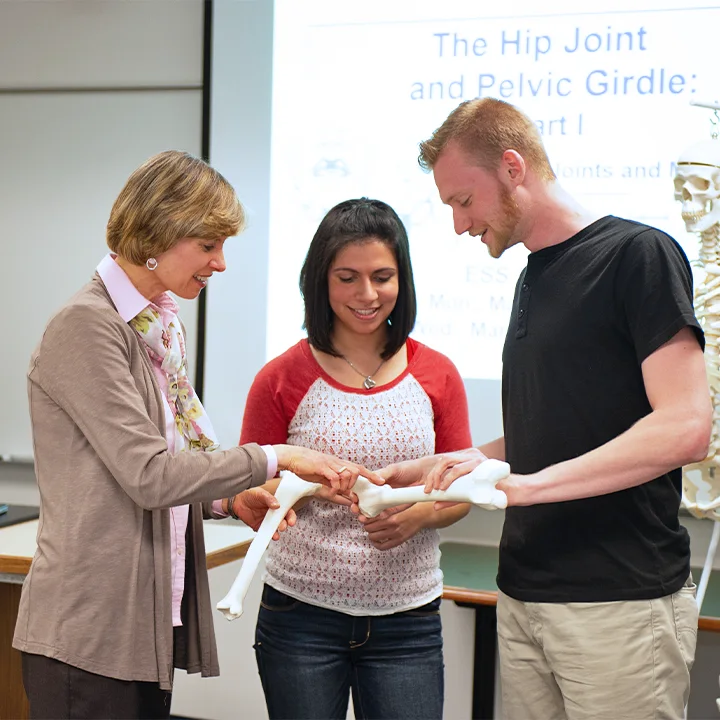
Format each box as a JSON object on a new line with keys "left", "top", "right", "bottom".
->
{"left": 217, "top": 460, "right": 510, "bottom": 620}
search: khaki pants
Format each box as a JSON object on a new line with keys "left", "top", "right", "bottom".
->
{"left": 497, "top": 578, "right": 698, "bottom": 720}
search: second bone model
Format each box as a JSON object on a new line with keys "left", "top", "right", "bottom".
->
{"left": 217, "top": 460, "right": 510, "bottom": 620}
{"left": 217, "top": 472, "right": 321, "bottom": 620}
{"left": 353, "top": 458, "right": 510, "bottom": 518}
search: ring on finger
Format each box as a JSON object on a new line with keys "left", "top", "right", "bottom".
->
{"left": 337, "top": 466, "right": 348, "bottom": 474}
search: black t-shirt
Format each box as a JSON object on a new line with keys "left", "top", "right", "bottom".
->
{"left": 498, "top": 216, "right": 703, "bottom": 603}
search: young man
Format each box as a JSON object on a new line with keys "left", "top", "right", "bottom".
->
{"left": 411, "top": 98, "right": 711, "bottom": 719}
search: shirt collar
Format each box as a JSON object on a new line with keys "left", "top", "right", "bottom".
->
{"left": 96, "top": 253, "right": 179, "bottom": 322}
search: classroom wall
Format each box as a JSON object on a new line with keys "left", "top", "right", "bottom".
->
{"left": 1, "top": 3, "right": 719, "bottom": 719}
{"left": 0, "top": 0, "right": 203, "bottom": 461}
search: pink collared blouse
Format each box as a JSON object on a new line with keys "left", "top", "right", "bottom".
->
{"left": 97, "top": 254, "right": 277, "bottom": 625}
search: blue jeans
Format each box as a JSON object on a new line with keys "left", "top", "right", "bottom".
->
{"left": 254, "top": 584, "right": 444, "bottom": 720}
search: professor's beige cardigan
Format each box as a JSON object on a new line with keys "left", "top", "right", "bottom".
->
{"left": 13, "top": 274, "right": 267, "bottom": 690}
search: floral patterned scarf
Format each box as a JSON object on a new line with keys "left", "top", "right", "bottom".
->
{"left": 130, "top": 304, "right": 219, "bottom": 453}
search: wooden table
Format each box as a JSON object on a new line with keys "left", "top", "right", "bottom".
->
{"left": 439, "top": 542, "right": 720, "bottom": 720}
{"left": 0, "top": 519, "right": 255, "bottom": 720}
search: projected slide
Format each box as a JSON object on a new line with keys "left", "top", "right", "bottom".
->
{"left": 266, "top": 1, "right": 720, "bottom": 380}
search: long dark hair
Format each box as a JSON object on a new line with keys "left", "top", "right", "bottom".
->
{"left": 299, "top": 198, "right": 417, "bottom": 360}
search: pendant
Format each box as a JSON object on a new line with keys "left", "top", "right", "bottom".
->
{"left": 363, "top": 376, "right": 376, "bottom": 390}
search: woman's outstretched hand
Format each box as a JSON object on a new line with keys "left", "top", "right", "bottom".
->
{"left": 230, "top": 487, "right": 296, "bottom": 540}
{"left": 376, "top": 457, "right": 434, "bottom": 488}
{"left": 424, "top": 447, "right": 487, "bottom": 492}
{"left": 357, "top": 503, "right": 418, "bottom": 550}
{"left": 273, "top": 445, "right": 384, "bottom": 494}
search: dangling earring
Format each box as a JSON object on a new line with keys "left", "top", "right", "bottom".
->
{"left": 146, "top": 257, "right": 158, "bottom": 271}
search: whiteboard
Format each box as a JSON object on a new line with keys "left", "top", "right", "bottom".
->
{"left": 0, "top": 90, "right": 203, "bottom": 460}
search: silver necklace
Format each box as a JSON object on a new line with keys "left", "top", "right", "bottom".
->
{"left": 340, "top": 355, "right": 386, "bottom": 390}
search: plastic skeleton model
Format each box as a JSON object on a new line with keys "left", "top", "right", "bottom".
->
{"left": 674, "top": 105, "right": 720, "bottom": 617}
{"left": 217, "top": 461, "right": 510, "bottom": 620}
{"left": 676, "top": 138, "right": 720, "bottom": 523}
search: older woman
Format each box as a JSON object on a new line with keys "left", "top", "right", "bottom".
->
{"left": 13, "top": 151, "right": 378, "bottom": 720}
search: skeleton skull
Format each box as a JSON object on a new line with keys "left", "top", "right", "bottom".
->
{"left": 674, "top": 140, "right": 720, "bottom": 233}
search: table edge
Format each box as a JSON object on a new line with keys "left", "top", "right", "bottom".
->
{"left": 0, "top": 538, "right": 252, "bottom": 576}
{"left": 441, "top": 585, "right": 720, "bottom": 632}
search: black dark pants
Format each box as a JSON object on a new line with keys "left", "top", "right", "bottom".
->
{"left": 21, "top": 652, "right": 173, "bottom": 720}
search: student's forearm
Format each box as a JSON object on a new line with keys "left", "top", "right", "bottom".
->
{"left": 424, "top": 503, "right": 471, "bottom": 530}
{"left": 505, "top": 409, "right": 709, "bottom": 506}
{"left": 419, "top": 501, "right": 471, "bottom": 529}
{"left": 477, "top": 436, "right": 505, "bottom": 462}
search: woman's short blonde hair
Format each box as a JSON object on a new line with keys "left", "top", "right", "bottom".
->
{"left": 107, "top": 150, "right": 244, "bottom": 264}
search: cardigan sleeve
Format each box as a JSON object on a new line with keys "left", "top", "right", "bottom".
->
{"left": 35, "top": 303, "right": 268, "bottom": 509}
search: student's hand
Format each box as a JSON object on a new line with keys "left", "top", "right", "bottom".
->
{"left": 357, "top": 503, "right": 422, "bottom": 550}
{"left": 294, "top": 484, "right": 354, "bottom": 512}
{"left": 314, "top": 485, "right": 354, "bottom": 506}
{"left": 230, "top": 487, "right": 296, "bottom": 540}
{"left": 495, "top": 473, "right": 527, "bottom": 507}
{"left": 424, "top": 447, "right": 488, "bottom": 492}
{"left": 274, "top": 445, "right": 384, "bottom": 494}
{"left": 378, "top": 457, "right": 433, "bottom": 488}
